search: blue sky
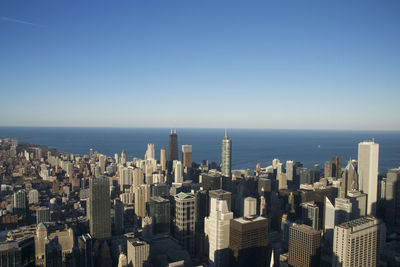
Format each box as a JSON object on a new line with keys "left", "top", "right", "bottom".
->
{"left": 1, "top": 1, "right": 399, "bottom": 130}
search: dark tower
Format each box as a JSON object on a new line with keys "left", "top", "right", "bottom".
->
{"left": 167, "top": 130, "right": 179, "bottom": 172}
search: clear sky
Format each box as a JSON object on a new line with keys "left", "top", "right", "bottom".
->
{"left": 1, "top": 1, "right": 399, "bottom": 130}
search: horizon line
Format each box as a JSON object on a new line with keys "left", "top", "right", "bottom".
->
{"left": 0, "top": 125, "right": 399, "bottom": 133}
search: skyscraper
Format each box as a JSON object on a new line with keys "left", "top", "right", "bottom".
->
{"left": 243, "top": 197, "right": 257, "bottom": 218}
{"left": 168, "top": 130, "right": 178, "bottom": 163}
{"left": 333, "top": 217, "right": 380, "bottom": 267}
{"left": 332, "top": 156, "right": 342, "bottom": 178}
{"left": 286, "top": 160, "right": 294, "bottom": 181}
{"left": 127, "top": 238, "right": 149, "bottom": 267}
{"left": 385, "top": 167, "right": 400, "bottom": 226}
{"left": 204, "top": 198, "right": 233, "bottom": 266}
{"left": 160, "top": 148, "right": 166, "bottom": 172}
{"left": 133, "top": 184, "right": 150, "bottom": 218}
{"left": 324, "top": 161, "right": 332, "bottom": 178}
{"left": 221, "top": 131, "right": 232, "bottom": 178}
{"left": 358, "top": 140, "right": 379, "bottom": 215}
{"left": 182, "top": 145, "right": 193, "bottom": 169}
{"left": 288, "top": 224, "right": 321, "bottom": 267}
{"left": 145, "top": 144, "right": 155, "bottom": 160}
{"left": 174, "top": 161, "right": 183, "bottom": 183}
{"left": 89, "top": 176, "right": 111, "bottom": 239}
{"left": 209, "top": 189, "right": 232, "bottom": 212}
{"left": 174, "top": 192, "right": 196, "bottom": 256}
{"left": 149, "top": 196, "right": 170, "bottom": 234}
{"left": 300, "top": 202, "right": 320, "bottom": 230}
{"left": 36, "top": 207, "right": 51, "bottom": 224}
{"left": 229, "top": 216, "right": 269, "bottom": 267}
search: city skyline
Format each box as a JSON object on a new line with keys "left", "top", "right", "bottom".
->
{"left": 1, "top": 1, "right": 400, "bottom": 130}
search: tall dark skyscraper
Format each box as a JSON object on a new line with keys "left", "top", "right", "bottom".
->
{"left": 168, "top": 129, "right": 179, "bottom": 163}
{"left": 332, "top": 156, "right": 342, "bottom": 178}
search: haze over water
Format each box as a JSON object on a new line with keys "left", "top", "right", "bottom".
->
{"left": 1, "top": 127, "right": 399, "bottom": 174}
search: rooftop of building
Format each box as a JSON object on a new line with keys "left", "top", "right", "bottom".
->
{"left": 234, "top": 215, "right": 267, "bottom": 224}
{"left": 175, "top": 192, "right": 195, "bottom": 199}
{"left": 338, "top": 216, "right": 378, "bottom": 230}
{"left": 290, "top": 224, "right": 321, "bottom": 234}
{"left": 150, "top": 196, "right": 169, "bottom": 203}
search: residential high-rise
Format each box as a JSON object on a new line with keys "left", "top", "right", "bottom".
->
{"left": 127, "top": 238, "right": 149, "bottom": 267}
{"left": 174, "top": 192, "right": 196, "bottom": 256}
{"left": 160, "top": 148, "right": 166, "bottom": 172}
{"left": 145, "top": 143, "right": 155, "bottom": 160}
{"left": 29, "top": 189, "right": 39, "bottom": 204}
{"left": 204, "top": 198, "right": 233, "bottom": 266}
{"left": 300, "top": 202, "right": 319, "bottom": 230}
{"left": 209, "top": 189, "right": 232, "bottom": 212}
{"left": 133, "top": 184, "right": 150, "bottom": 218}
{"left": 288, "top": 224, "right": 321, "bottom": 267}
{"left": 332, "top": 156, "right": 342, "bottom": 178}
{"left": 324, "top": 161, "right": 332, "bottom": 178}
{"left": 149, "top": 196, "right": 170, "bottom": 234}
{"left": 99, "top": 154, "right": 107, "bottom": 174}
{"left": 168, "top": 130, "right": 178, "bottom": 163}
{"left": 229, "top": 216, "right": 269, "bottom": 267}
{"left": 13, "top": 189, "right": 26, "bottom": 212}
{"left": 286, "top": 160, "right": 294, "bottom": 181}
{"left": 89, "top": 176, "right": 111, "bottom": 239}
{"left": 385, "top": 168, "right": 400, "bottom": 226}
{"left": 114, "top": 199, "right": 124, "bottom": 235}
{"left": 333, "top": 217, "right": 380, "bottom": 267}
{"left": 243, "top": 197, "right": 257, "bottom": 218}
{"left": 221, "top": 131, "right": 232, "bottom": 178}
{"left": 174, "top": 161, "right": 183, "bottom": 183}
{"left": 36, "top": 207, "right": 51, "bottom": 224}
{"left": 182, "top": 145, "right": 192, "bottom": 168}
{"left": 358, "top": 141, "right": 379, "bottom": 215}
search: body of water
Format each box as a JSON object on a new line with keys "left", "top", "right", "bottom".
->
{"left": 1, "top": 127, "right": 399, "bottom": 174}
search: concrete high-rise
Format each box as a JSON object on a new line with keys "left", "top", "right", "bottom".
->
{"left": 89, "top": 176, "right": 111, "bottom": 239}
{"left": 160, "top": 148, "right": 166, "bottom": 171}
{"left": 127, "top": 238, "right": 149, "bottom": 267}
{"left": 168, "top": 130, "right": 178, "bottom": 163}
{"left": 209, "top": 189, "right": 232, "bottom": 212}
{"left": 204, "top": 198, "right": 233, "bottom": 266}
{"left": 145, "top": 143, "right": 155, "bottom": 160}
{"left": 133, "top": 184, "right": 150, "bottom": 218}
{"left": 358, "top": 141, "right": 379, "bottom": 215}
{"left": 333, "top": 217, "right": 380, "bottom": 267}
{"left": 332, "top": 156, "right": 342, "bottom": 178}
{"left": 36, "top": 207, "right": 51, "bottom": 224}
{"left": 174, "top": 192, "right": 196, "bottom": 256}
{"left": 221, "top": 131, "right": 232, "bottom": 178}
{"left": 288, "top": 224, "right": 321, "bottom": 267}
{"left": 182, "top": 145, "right": 192, "bottom": 168}
{"left": 286, "top": 160, "right": 294, "bottom": 181}
{"left": 243, "top": 197, "right": 257, "bottom": 218}
{"left": 174, "top": 161, "right": 183, "bottom": 183}
{"left": 385, "top": 168, "right": 400, "bottom": 226}
{"left": 229, "top": 216, "right": 269, "bottom": 267}
{"left": 324, "top": 161, "right": 332, "bottom": 178}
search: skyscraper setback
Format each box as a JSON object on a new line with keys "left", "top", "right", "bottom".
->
{"left": 221, "top": 131, "right": 232, "bottom": 177}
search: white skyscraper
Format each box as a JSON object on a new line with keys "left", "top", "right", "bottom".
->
{"left": 204, "top": 198, "right": 233, "bottom": 266}
{"left": 145, "top": 144, "right": 155, "bottom": 160}
{"left": 243, "top": 197, "right": 257, "bottom": 217}
{"left": 174, "top": 161, "right": 183, "bottom": 183}
{"left": 358, "top": 141, "right": 379, "bottom": 215}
